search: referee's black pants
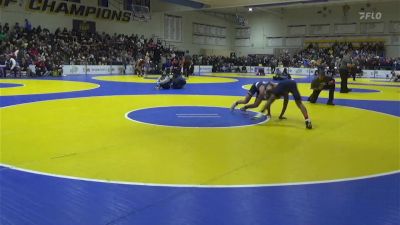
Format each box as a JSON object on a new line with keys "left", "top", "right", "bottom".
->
{"left": 339, "top": 68, "right": 350, "bottom": 92}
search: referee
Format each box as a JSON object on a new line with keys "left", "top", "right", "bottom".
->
{"left": 339, "top": 50, "right": 352, "bottom": 93}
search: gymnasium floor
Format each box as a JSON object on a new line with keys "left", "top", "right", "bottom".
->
{"left": 0, "top": 73, "right": 399, "bottom": 225}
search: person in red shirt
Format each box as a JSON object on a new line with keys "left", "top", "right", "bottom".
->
{"left": 35, "top": 58, "right": 46, "bottom": 77}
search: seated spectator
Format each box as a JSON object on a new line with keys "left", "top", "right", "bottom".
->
{"left": 389, "top": 70, "right": 400, "bottom": 82}
{"left": 35, "top": 57, "right": 46, "bottom": 77}
{"left": 273, "top": 68, "right": 291, "bottom": 80}
{"left": 327, "top": 63, "right": 336, "bottom": 77}
{"left": 43, "top": 58, "right": 53, "bottom": 76}
{"left": 19, "top": 57, "right": 33, "bottom": 77}
{"left": 53, "top": 63, "right": 63, "bottom": 76}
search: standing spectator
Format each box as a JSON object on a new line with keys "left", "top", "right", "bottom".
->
{"left": 24, "top": 19, "right": 32, "bottom": 33}
{"left": 182, "top": 51, "right": 192, "bottom": 78}
{"left": 5, "top": 55, "right": 19, "bottom": 77}
{"left": 0, "top": 29, "right": 6, "bottom": 41}
{"left": 0, "top": 54, "right": 6, "bottom": 77}
{"left": 3, "top": 23, "right": 10, "bottom": 33}
{"left": 270, "top": 58, "right": 277, "bottom": 74}
{"left": 13, "top": 23, "right": 21, "bottom": 33}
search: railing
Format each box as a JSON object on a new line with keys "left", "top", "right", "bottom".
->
{"left": 192, "top": 65, "right": 397, "bottom": 79}
{"left": 1, "top": 64, "right": 397, "bottom": 79}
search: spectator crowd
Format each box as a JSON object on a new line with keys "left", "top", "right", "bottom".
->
{"left": 0, "top": 20, "right": 177, "bottom": 77}
{"left": 193, "top": 42, "right": 399, "bottom": 73}
{"left": 1, "top": 20, "right": 399, "bottom": 77}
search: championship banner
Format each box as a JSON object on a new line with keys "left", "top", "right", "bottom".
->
{"left": 2, "top": 0, "right": 133, "bottom": 22}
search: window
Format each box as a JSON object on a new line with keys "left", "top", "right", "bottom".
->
{"left": 124, "top": 0, "right": 133, "bottom": 11}
{"left": 193, "top": 23, "right": 227, "bottom": 46}
{"left": 165, "top": 14, "right": 182, "bottom": 42}
{"left": 98, "top": 0, "right": 108, "bottom": 7}
{"left": 63, "top": 0, "right": 81, "bottom": 3}
{"left": 124, "top": 0, "right": 150, "bottom": 11}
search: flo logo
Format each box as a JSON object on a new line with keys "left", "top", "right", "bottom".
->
{"left": 359, "top": 11, "right": 382, "bottom": 20}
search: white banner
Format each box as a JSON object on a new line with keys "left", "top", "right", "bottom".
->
{"left": 193, "top": 65, "right": 213, "bottom": 75}
{"left": 200, "top": 66, "right": 212, "bottom": 74}
{"left": 63, "top": 65, "right": 86, "bottom": 75}
{"left": 125, "top": 65, "right": 135, "bottom": 74}
{"left": 252, "top": 67, "right": 313, "bottom": 76}
{"left": 244, "top": 66, "right": 256, "bottom": 73}
{"left": 254, "top": 66, "right": 271, "bottom": 74}
{"left": 309, "top": 68, "right": 318, "bottom": 75}
{"left": 110, "top": 65, "right": 125, "bottom": 75}
{"left": 375, "top": 70, "right": 393, "bottom": 78}
{"left": 86, "top": 65, "right": 112, "bottom": 75}
{"left": 287, "top": 67, "right": 312, "bottom": 76}
{"left": 362, "top": 70, "right": 375, "bottom": 78}
{"left": 361, "top": 69, "right": 392, "bottom": 78}
{"left": 59, "top": 65, "right": 397, "bottom": 78}
{"left": 62, "top": 65, "right": 128, "bottom": 75}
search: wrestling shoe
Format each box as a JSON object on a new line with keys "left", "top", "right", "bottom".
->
{"left": 253, "top": 112, "right": 264, "bottom": 120}
{"left": 305, "top": 119, "right": 313, "bottom": 129}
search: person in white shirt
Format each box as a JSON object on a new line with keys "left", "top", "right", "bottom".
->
{"left": 389, "top": 70, "right": 400, "bottom": 82}
{"left": 6, "top": 55, "right": 19, "bottom": 77}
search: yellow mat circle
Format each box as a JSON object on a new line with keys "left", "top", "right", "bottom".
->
{"left": 346, "top": 78, "right": 400, "bottom": 86}
{"left": 0, "top": 79, "right": 99, "bottom": 96}
{"left": 1, "top": 95, "right": 398, "bottom": 185}
{"left": 93, "top": 75, "right": 237, "bottom": 83}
